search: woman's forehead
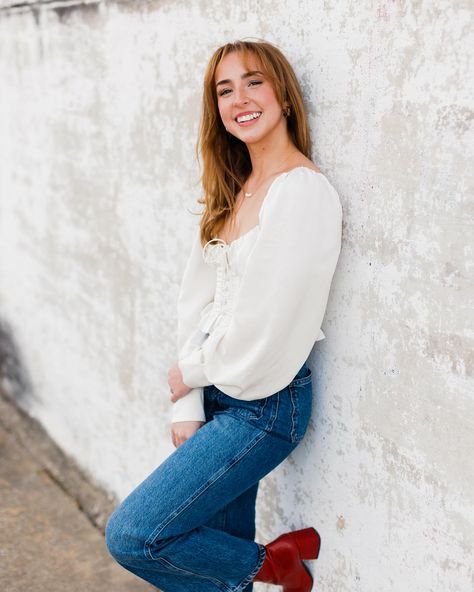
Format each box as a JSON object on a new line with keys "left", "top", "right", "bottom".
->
{"left": 215, "top": 51, "right": 263, "bottom": 79}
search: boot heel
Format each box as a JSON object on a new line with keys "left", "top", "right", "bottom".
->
{"left": 291, "top": 527, "right": 321, "bottom": 560}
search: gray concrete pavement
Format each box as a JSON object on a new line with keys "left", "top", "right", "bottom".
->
{"left": 0, "top": 397, "right": 155, "bottom": 592}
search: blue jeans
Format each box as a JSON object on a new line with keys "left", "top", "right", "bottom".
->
{"left": 105, "top": 361, "right": 313, "bottom": 591}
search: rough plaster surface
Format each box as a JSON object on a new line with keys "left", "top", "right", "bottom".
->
{"left": 0, "top": 1, "right": 472, "bottom": 591}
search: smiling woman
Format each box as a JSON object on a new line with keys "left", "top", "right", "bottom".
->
{"left": 197, "top": 41, "right": 316, "bottom": 248}
{"left": 105, "top": 39, "right": 343, "bottom": 592}
{"left": 215, "top": 58, "right": 285, "bottom": 139}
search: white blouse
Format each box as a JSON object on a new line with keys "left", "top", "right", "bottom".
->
{"left": 171, "top": 166, "right": 343, "bottom": 423}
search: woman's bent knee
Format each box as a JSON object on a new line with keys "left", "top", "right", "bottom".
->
{"left": 105, "top": 506, "right": 142, "bottom": 563}
{"left": 104, "top": 509, "right": 124, "bottom": 560}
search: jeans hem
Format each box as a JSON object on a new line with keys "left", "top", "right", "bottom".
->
{"left": 231, "top": 543, "right": 266, "bottom": 592}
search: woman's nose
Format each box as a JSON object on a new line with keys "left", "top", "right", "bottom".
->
{"left": 234, "top": 89, "right": 250, "bottom": 105}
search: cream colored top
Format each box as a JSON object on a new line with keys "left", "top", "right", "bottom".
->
{"left": 171, "top": 167, "right": 343, "bottom": 423}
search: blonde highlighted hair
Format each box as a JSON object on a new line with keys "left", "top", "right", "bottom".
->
{"left": 195, "top": 39, "right": 312, "bottom": 246}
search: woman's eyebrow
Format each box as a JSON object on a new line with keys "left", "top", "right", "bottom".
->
{"left": 215, "top": 70, "right": 264, "bottom": 88}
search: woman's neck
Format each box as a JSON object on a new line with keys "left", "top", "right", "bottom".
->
{"left": 246, "top": 135, "right": 299, "bottom": 182}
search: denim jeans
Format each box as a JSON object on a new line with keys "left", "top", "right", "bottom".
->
{"left": 105, "top": 361, "right": 313, "bottom": 591}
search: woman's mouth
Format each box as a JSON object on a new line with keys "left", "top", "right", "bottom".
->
{"left": 235, "top": 111, "right": 262, "bottom": 127}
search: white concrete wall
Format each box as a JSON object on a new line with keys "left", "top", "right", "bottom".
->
{"left": 0, "top": 1, "right": 472, "bottom": 590}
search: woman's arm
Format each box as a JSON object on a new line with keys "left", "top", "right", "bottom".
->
{"left": 177, "top": 167, "right": 343, "bottom": 399}
{"left": 171, "top": 227, "right": 216, "bottom": 423}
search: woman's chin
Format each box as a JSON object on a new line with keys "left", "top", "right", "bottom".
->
{"left": 236, "top": 131, "right": 269, "bottom": 145}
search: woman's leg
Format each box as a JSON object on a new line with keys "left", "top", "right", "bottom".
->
{"left": 105, "top": 410, "right": 299, "bottom": 592}
{"left": 203, "top": 482, "right": 260, "bottom": 592}
{"left": 106, "top": 363, "right": 313, "bottom": 591}
{"left": 123, "top": 488, "right": 260, "bottom": 592}
{"left": 203, "top": 481, "right": 259, "bottom": 541}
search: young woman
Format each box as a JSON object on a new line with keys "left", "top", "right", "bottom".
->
{"left": 105, "top": 39, "right": 343, "bottom": 592}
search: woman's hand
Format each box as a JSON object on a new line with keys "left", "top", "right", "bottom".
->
{"left": 168, "top": 363, "right": 192, "bottom": 403}
{"left": 168, "top": 364, "right": 204, "bottom": 447}
{"left": 171, "top": 421, "right": 205, "bottom": 448}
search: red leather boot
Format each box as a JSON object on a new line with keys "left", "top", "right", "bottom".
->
{"left": 253, "top": 527, "right": 321, "bottom": 591}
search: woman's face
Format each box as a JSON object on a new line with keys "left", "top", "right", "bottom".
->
{"left": 214, "top": 51, "right": 287, "bottom": 146}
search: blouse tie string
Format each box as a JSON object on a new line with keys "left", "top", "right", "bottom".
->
{"left": 202, "top": 238, "right": 230, "bottom": 272}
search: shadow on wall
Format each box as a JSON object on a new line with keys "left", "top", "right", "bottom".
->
{"left": 0, "top": 319, "right": 36, "bottom": 406}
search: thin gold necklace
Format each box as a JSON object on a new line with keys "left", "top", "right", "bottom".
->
{"left": 243, "top": 152, "right": 298, "bottom": 198}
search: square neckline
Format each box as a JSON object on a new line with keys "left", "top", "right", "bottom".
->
{"left": 218, "top": 166, "right": 325, "bottom": 248}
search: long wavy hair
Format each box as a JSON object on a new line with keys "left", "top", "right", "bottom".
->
{"left": 195, "top": 39, "right": 312, "bottom": 246}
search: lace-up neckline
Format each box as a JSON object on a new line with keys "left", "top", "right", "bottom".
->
{"left": 201, "top": 226, "right": 260, "bottom": 270}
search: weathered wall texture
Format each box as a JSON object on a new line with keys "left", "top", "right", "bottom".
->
{"left": 0, "top": 1, "right": 472, "bottom": 590}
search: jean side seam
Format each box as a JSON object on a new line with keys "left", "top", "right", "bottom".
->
{"left": 289, "top": 385, "right": 299, "bottom": 442}
{"left": 156, "top": 556, "right": 231, "bottom": 591}
{"left": 263, "top": 391, "right": 279, "bottom": 433}
{"left": 144, "top": 427, "right": 270, "bottom": 560}
{"left": 232, "top": 542, "right": 266, "bottom": 592}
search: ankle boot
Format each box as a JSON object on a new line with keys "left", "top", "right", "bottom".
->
{"left": 253, "top": 527, "right": 321, "bottom": 592}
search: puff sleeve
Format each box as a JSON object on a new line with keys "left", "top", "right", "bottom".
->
{"left": 171, "top": 227, "right": 216, "bottom": 423}
{"left": 177, "top": 167, "right": 343, "bottom": 400}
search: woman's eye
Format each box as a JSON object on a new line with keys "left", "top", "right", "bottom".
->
{"left": 218, "top": 80, "right": 263, "bottom": 97}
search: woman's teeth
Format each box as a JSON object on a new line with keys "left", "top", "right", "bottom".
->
{"left": 236, "top": 112, "right": 262, "bottom": 123}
